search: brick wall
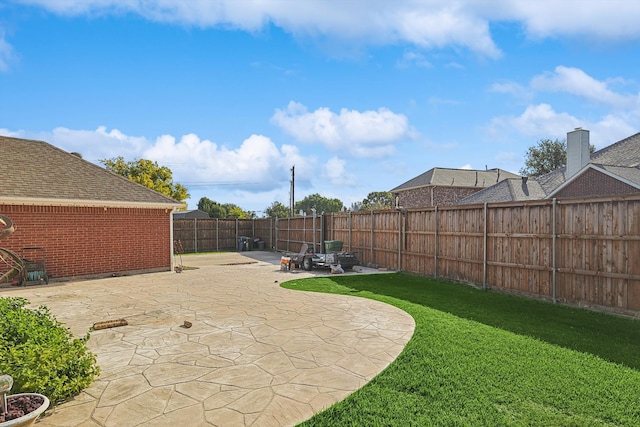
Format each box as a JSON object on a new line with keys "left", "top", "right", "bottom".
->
{"left": 556, "top": 168, "right": 640, "bottom": 199}
{"left": 397, "top": 186, "right": 482, "bottom": 208}
{"left": 1, "top": 204, "right": 172, "bottom": 280}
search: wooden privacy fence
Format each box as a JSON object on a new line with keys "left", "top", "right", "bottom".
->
{"left": 329, "top": 196, "right": 640, "bottom": 315}
{"left": 173, "top": 215, "right": 325, "bottom": 254}
{"left": 172, "top": 196, "right": 640, "bottom": 315}
{"left": 173, "top": 218, "right": 276, "bottom": 252}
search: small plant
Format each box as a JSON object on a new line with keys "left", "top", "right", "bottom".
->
{"left": 0, "top": 297, "right": 100, "bottom": 404}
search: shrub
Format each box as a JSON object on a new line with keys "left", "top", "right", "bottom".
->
{"left": 0, "top": 297, "right": 100, "bottom": 404}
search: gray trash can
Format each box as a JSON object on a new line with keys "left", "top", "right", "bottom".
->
{"left": 237, "top": 236, "right": 250, "bottom": 251}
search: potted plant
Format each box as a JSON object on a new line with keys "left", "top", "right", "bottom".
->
{"left": 0, "top": 375, "right": 49, "bottom": 427}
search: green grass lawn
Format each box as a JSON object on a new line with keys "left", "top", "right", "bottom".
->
{"left": 281, "top": 273, "right": 640, "bottom": 426}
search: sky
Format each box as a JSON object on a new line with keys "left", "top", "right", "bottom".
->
{"left": 1, "top": 1, "right": 639, "bottom": 215}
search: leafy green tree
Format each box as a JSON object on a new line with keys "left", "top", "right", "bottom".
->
{"left": 295, "top": 193, "right": 344, "bottom": 215}
{"left": 520, "top": 138, "right": 595, "bottom": 177}
{"left": 198, "top": 197, "right": 226, "bottom": 218}
{"left": 197, "top": 198, "right": 254, "bottom": 219}
{"left": 264, "top": 201, "right": 290, "bottom": 218}
{"left": 224, "top": 203, "right": 254, "bottom": 219}
{"left": 101, "top": 156, "right": 189, "bottom": 203}
{"left": 359, "top": 191, "right": 392, "bottom": 210}
{"left": 519, "top": 139, "right": 566, "bottom": 177}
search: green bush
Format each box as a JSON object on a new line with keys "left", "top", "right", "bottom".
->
{"left": 0, "top": 297, "right": 100, "bottom": 404}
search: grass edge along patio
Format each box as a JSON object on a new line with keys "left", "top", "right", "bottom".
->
{"left": 283, "top": 273, "right": 640, "bottom": 427}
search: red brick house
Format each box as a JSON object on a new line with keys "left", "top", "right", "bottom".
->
{"left": 459, "top": 129, "right": 640, "bottom": 204}
{"left": 1, "top": 136, "right": 184, "bottom": 281}
{"left": 390, "top": 167, "right": 520, "bottom": 208}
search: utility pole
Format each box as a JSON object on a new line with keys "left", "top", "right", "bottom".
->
{"left": 290, "top": 165, "right": 295, "bottom": 217}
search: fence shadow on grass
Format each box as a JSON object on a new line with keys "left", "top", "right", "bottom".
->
{"left": 331, "top": 273, "right": 640, "bottom": 371}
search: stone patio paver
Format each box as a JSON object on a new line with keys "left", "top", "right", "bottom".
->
{"left": 2, "top": 251, "right": 415, "bottom": 426}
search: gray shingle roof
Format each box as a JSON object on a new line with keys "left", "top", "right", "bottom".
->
{"left": 458, "top": 131, "right": 640, "bottom": 204}
{"left": 591, "top": 132, "right": 640, "bottom": 167}
{"left": 391, "top": 167, "right": 520, "bottom": 192}
{"left": 1, "top": 136, "right": 183, "bottom": 207}
{"left": 596, "top": 164, "right": 640, "bottom": 186}
{"left": 457, "top": 178, "right": 547, "bottom": 204}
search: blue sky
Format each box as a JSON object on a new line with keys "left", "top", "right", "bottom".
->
{"left": 1, "top": 1, "right": 639, "bottom": 214}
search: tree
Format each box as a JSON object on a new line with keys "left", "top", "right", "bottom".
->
{"left": 264, "top": 201, "right": 290, "bottom": 218}
{"left": 223, "top": 203, "right": 255, "bottom": 219}
{"left": 519, "top": 139, "right": 566, "bottom": 177}
{"left": 198, "top": 197, "right": 226, "bottom": 218}
{"left": 295, "top": 193, "right": 344, "bottom": 215}
{"left": 101, "top": 156, "right": 189, "bottom": 203}
{"left": 359, "top": 191, "right": 392, "bottom": 210}
{"left": 196, "top": 198, "right": 254, "bottom": 219}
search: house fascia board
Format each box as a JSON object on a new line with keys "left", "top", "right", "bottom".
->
{"left": 393, "top": 184, "right": 434, "bottom": 192}
{"left": 546, "top": 164, "right": 640, "bottom": 198}
{"left": 0, "top": 196, "right": 184, "bottom": 210}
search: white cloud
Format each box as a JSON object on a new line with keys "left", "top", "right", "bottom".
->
{"left": 486, "top": 103, "right": 581, "bottom": 140}
{"left": 144, "top": 133, "right": 314, "bottom": 192}
{"left": 489, "top": 81, "right": 532, "bottom": 101}
{"left": 395, "top": 4, "right": 501, "bottom": 58}
{"left": 6, "top": 1, "right": 497, "bottom": 57}
{"left": 531, "top": 66, "right": 635, "bottom": 108}
{"left": 397, "top": 51, "right": 432, "bottom": 69}
{"left": 6, "top": 126, "right": 151, "bottom": 160}
{"left": 16, "top": 0, "right": 640, "bottom": 60}
{"left": 271, "top": 101, "right": 414, "bottom": 158}
{"left": 486, "top": 66, "right": 640, "bottom": 148}
{"left": 322, "top": 156, "right": 356, "bottom": 186}
{"left": 0, "top": 126, "right": 316, "bottom": 193}
{"left": 0, "top": 31, "right": 16, "bottom": 72}
{"left": 498, "top": 0, "right": 640, "bottom": 41}
{"left": 485, "top": 103, "right": 638, "bottom": 149}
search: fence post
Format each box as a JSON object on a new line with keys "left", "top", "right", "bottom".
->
{"left": 434, "top": 206, "right": 439, "bottom": 278}
{"left": 194, "top": 218, "right": 198, "bottom": 253}
{"left": 552, "top": 198, "right": 557, "bottom": 303}
{"left": 370, "top": 210, "right": 374, "bottom": 265}
{"left": 397, "top": 209, "right": 402, "bottom": 271}
{"left": 348, "top": 211, "right": 353, "bottom": 251}
{"left": 483, "top": 203, "right": 488, "bottom": 289}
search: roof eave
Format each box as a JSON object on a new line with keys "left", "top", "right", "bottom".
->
{"left": 0, "top": 196, "right": 184, "bottom": 210}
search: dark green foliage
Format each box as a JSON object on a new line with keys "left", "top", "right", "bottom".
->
{"left": 264, "top": 201, "right": 290, "bottom": 218}
{"left": 520, "top": 138, "right": 567, "bottom": 177}
{"left": 359, "top": 191, "right": 393, "bottom": 210}
{"left": 283, "top": 274, "right": 640, "bottom": 426}
{"left": 295, "top": 193, "right": 344, "bottom": 215}
{"left": 0, "top": 297, "right": 100, "bottom": 404}
{"left": 197, "top": 197, "right": 255, "bottom": 218}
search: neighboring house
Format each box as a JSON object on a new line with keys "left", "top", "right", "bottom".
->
{"left": 0, "top": 136, "right": 184, "bottom": 281}
{"left": 173, "top": 209, "right": 210, "bottom": 219}
{"left": 459, "top": 129, "right": 640, "bottom": 205}
{"left": 390, "top": 167, "right": 520, "bottom": 208}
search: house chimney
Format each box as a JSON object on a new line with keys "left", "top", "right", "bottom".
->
{"left": 566, "top": 128, "right": 590, "bottom": 178}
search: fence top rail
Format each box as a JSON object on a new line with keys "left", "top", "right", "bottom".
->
{"left": 177, "top": 193, "right": 640, "bottom": 224}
